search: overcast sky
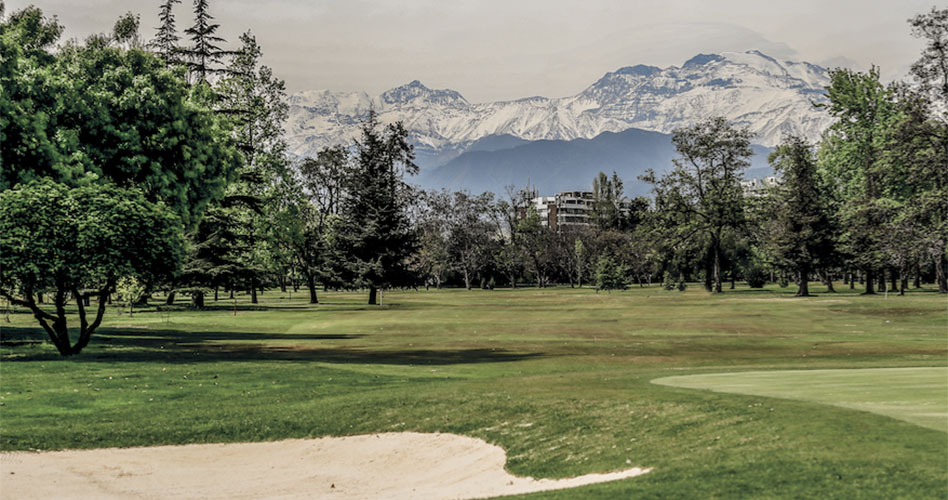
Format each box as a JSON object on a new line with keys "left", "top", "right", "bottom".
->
{"left": 8, "top": 0, "right": 936, "bottom": 103}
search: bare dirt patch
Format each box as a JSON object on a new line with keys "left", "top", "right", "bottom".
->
{"left": 1, "top": 432, "right": 649, "bottom": 499}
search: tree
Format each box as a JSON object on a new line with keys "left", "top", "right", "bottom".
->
{"left": 416, "top": 190, "right": 453, "bottom": 289}
{"left": 767, "top": 136, "right": 837, "bottom": 296}
{"left": 908, "top": 7, "right": 948, "bottom": 113}
{"left": 336, "top": 113, "right": 420, "bottom": 304}
{"left": 112, "top": 11, "right": 142, "bottom": 50}
{"left": 151, "top": 0, "right": 182, "bottom": 64}
{"left": 903, "top": 7, "right": 948, "bottom": 292}
{"left": 819, "top": 68, "right": 899, "bottom": 294}
{"left": 574, "top": 238, "right": 588, "bottom": 287}
{"left": 213, "top": 30, "right": 291, "bottom": 304}
{"left": 0, "top": 180, "right": 184, "bottom": 356}
{"left": 115, "top": 276, "right": 147, "bottom": 316}
{"left": 642, "top": 117, "right": 753, "bottom": 293}
{"left": 1, "top": 7, "right": 239, "bottom": 227}
{"left": 594, "top": 256, "right": 627, "bottom": 292}
{"left": 516, "top": 206, "right": 556, "bottom": 287}
{"left": 592, "top": 171, "right": 625, "bottom": 230}
{"left": 181, "top": 0, "right": 227, "bottom": 84}
{"left": 446, "top": 191, "right": 499, "bottom": 290}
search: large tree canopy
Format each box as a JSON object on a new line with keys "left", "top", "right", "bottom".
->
{"left": 0, "top": 179, "right": 184, "bottom": 356}
{"left": 1, "top": 5, "right": 239, "bottom": 227}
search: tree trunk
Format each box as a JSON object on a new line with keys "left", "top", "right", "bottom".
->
{"left": 250, "top": 278, "right": 258, "bottom": 304}
{"left": 704, "top": 252, "right": 713, "bottom": 292}
{"left": 890, "top": 268, "right": 898, "bottom": 293}
{"left": 863, "top": 268, "right": 875, "bottom": 294}
{"left": 368, "top": 285, "right": 378, "bottom": 305}
{"left": 280, "top": 275, "right": 287, "bottom": 293}
{"left": 821, "top": 271, "right": 835, "bottom": 293}
{"left": 464, "top": 268, "right": 472, "bottom": 290}
{"left": 192, "top": 290, "right": 205, "bottom": 308}
{"left": 712, "top": 244, "right": 722, "bottom": 293}
{"left": 899, "top": 274, "right": 908, "bottom": 296}
{"left": 914, "top": 263, "right": 922, "bottom": 288}
{"left": 214, "top": 286, "right": 219, "bottom": 302}
{"left": 937, "top": 253, "right": 948, "bottom": 293}
{"left": 306, "top": 273, "right": 318, "bottom": 304}
{"left": 796, "top": 262, "right": 810, "bottom": 297}
{"left": 165, "top": 291, "right": 176, "bottom": 305}
{"left": 878, "top": 269, "right": 887, "bottom": 293}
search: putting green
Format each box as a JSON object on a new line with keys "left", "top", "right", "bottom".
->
{"left": 653, "top": 367, "right": 948, "bottom": 432}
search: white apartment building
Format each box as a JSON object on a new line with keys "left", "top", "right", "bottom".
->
{"left": 529, "top": 191, "right": 631, "bottom": 230}
{"left": 740, "top": 176, "right": 779, "bottom": 196}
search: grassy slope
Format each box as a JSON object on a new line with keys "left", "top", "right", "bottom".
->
{"left": 1, "top": 284, "right": 946, "bottom": 499}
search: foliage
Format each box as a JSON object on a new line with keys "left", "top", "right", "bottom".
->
{"left": 642, "top": 117, "right": 752, "bottom": 293}
{"left": 112, "top": 11, "right": 142, "bottom": 49}
{"left": 151, "top": 0, "right": 182, "bottom": 64}
{"left": 0, "top": 179, "right": 183, "bottom": 355}
{"left": 767, "top": 136, "right": 837, "bottom": 296}
{"left": 594, "top": 256, "right": 627, "bottom": 292}
{"left": 336, "top": 112, "right": 420, "bottom": 303}
{"left": 181, "top": 0, "right": 228, "bottom": 83}
{"left": 743, "top": 265, "right": 768, "bottom": 288}
{"left": 115, "top": 276, "right": 146, "bottom": 316}
{"left": 662, "top": 271, "right": 676, "bottom": 290}
{"left": 591, "top": 171, "right": 625, "bottom": 230}
{"left": 0, "top": 6, "right": 239, "bottom": 227}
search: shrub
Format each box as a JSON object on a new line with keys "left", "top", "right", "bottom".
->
{"left": 662, "top": 271, "right": 676, "bottom": 290}
{"left": 595, "top": 256, "right": 627, "bottom": 292}
{"left": 745, "top": 265, "right": 768, "bottom": 288}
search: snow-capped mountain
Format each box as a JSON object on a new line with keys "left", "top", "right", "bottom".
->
{"left": 284, "top": 50, "right": 833, "bottom": 166}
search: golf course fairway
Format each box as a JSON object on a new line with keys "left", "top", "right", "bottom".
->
{"left": 653, "top": 367, "right": 948, "bottom": 432}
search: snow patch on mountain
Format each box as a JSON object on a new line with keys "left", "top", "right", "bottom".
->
{"left": 284, "top": 50, "right": 833, "bottom": 164}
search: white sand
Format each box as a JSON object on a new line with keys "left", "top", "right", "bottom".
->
{"left": 1, "top": 432, "right": 650, "bottom": 499}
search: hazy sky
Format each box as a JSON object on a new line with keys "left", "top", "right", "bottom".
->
{"left": 9, "top": 0, "right": 936, "bottom": 103}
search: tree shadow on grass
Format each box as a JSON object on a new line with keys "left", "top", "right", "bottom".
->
{"left": 0, "top": 327, "right": 545, "bottom": 365}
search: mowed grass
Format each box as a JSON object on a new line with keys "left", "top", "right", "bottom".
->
{"left": 653, "top": 367, "right": 948, "bottom": 431}
{"left": 1, "top": 283, "right": 946, "bottom": 499}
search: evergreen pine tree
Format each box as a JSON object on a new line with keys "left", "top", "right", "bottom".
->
{"left": 768, "top": 136, "right": 837, "bottom": 296}
{"left": 151, "top": 0, "right": 181, "bottom": 64}
{"left": 181, "top": 0, "right": 227, "bottom": 84}
{"left": 336, "top": 112, "right": 420, "bottom": 305}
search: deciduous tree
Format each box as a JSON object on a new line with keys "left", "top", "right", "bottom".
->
{"left": 0, "top": 180, "right": 184, "bottom": 356}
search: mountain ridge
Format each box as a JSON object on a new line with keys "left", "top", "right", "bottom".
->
{"left": 284, "top": 50, "right": 833, "bottom": 171}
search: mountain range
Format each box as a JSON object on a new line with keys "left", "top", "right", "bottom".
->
{"left": 284, "top": 50, "right": 834, "bottom": 194}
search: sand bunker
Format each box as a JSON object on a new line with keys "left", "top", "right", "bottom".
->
{"left": 1, "top": 432, "right": 650, "bottom": 499}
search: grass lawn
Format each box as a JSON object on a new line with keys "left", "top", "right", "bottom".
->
{"left": 653, "top": 367, "right": 948, "bottom": 432}
{"left": 1, "top": 283, "right": 946, "bottom": 498}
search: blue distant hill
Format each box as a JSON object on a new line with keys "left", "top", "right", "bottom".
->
{"left": 416, "top": 128, "right": 773, "bottom": 196}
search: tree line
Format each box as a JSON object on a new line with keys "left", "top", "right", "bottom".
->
{"left": 1, "top": 3, "right": 945, "bottom": 357}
